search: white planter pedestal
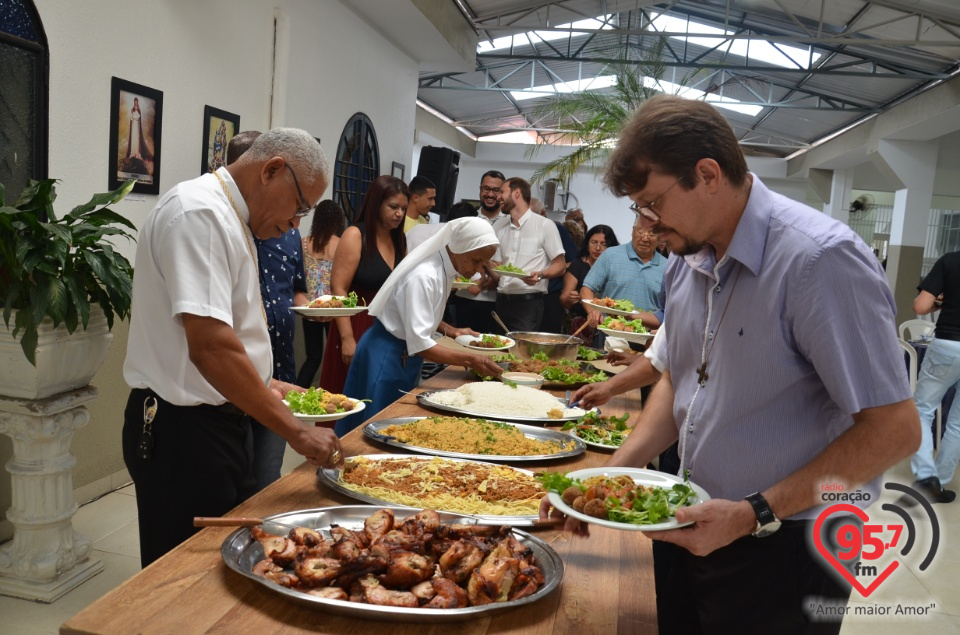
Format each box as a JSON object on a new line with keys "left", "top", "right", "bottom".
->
{"left": 0, "top": 386, "right": 103, "bottom": 602}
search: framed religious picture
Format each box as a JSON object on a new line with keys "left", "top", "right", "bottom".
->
{"left": 108, "top": 77, "right": 163, "bottom": 195}
{"left": 391, "top": 161, "right": 405, "bottom": 180}
{"left": 201, "top": 106, "right": 241, "bottom": 175}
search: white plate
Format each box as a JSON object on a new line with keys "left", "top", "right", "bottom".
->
{"left": 452, "top": 280, "right": 476, "bottom": 290}
{"left": 291, "top": 305, "right": 368, "bottom": 318}
{"left": 283, "top": 399, "right": 365, "bottom": 422}
{"left": 581, "top": 299, "right": 637, "bottom": 317}
{"left": 547, "top": 467, "right": 709, "bottom": 531}
{"left": 455, "top": 334, "right": 516, "bottom": 351}
{"left": 494, "top": 268, "right": 529, "bottom": 279}
{"left": 563, "top": 430, "right": 624, "bottom": 451}
{"left": 598, "top": 327, "right": 654, "bottom": 344}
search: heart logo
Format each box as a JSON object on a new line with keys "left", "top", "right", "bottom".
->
{"left": 812, "top": 503, "right": 899, "bottom": 597}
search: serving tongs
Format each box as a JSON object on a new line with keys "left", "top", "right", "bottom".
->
{"left": 194, "top": 517, "right": 311, "bottom": 533}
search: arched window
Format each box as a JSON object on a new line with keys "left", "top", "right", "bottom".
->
{"left": 333, "top": 113, "right": 379, "bottom": 224}
{"left": 0, "top": 0, "right": 48, "bottom": 200}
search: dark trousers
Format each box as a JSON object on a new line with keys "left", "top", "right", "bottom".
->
{"left": 453, "top": 296, "right": 499, "bottom": 334}
{"left": 658, "top": 520, "right": 853, "bottom": 635}
{"left": 539, "top": 290, "right": 565, "bottom": 334}
{"left": 296, "top": 318, "right": 328, "bottom": 388}
{"left": 495, "top": 293, "right": 544, "bottom": 333}
{"left": 122, "top": 388, "right": 256, "bottom": 567}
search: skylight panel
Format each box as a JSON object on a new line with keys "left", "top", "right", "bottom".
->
{"left": 478, "top": 15, "right": 615, "bottom": 53}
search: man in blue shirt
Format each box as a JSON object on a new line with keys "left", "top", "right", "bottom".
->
{"left": 542, "top": 95, "right": 919, "bottom": 634}
{"left": 227, "top": 132, "right": 307, "bottom": 491}
{"left": 581, "top": 220, "right": 666, "bottom": 331}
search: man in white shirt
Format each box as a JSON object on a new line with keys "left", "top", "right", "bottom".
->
{"left": 122, "top": 128, "right": 342, "bottom": 567}
{"left": 489, "top": 177, "right": 566, "bottom": 332}
{"left": 453, "top": 170, "right": 505, "bottom": 334}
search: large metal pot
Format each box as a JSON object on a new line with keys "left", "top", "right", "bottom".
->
{"left": 508, "top": 331, "right": 579, "bottom": 362}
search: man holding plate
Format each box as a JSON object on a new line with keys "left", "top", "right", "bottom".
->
{"left": 542, "top": 96, "right": 919, "bottom": 634}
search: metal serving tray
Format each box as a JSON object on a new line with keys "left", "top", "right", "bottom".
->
{"left": 221, "top": 505, "right": 563, "bottom": 623}
{"left": 416, "top": 389, "right": 592, "bottom": 423}
{"left": 363, "top": 416, "right": 586, "bottom": 462}
{"left": 316, "top": 454, "right": 541, "bottom": 525}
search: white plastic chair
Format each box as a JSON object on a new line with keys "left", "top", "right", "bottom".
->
{"left": 899, "top": 319, "right": 935, "bottom": 341}
{"left": 898, "top": 337, "right": 942, "bottom": 449}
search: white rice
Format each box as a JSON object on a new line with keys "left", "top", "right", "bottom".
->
{"left": 427, "top": 383, "right": 586, "bottom": 419}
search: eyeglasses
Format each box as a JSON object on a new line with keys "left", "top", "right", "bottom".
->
{"left": 284, "top": 163, "right": 313, "bottom": 218}
{"left": 629, "top": 177, "right": 683, "bottom": 224}
{"left": 480, "top": 186, "right": 500, "bottom": 194}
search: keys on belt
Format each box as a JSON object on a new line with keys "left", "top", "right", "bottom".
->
{"left": 138, "top": 396, "right": 158, "bottom": 460}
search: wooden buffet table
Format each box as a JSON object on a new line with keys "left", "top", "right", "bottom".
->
{"left": 62, "top": 367, "right": 656, "bottom": 634}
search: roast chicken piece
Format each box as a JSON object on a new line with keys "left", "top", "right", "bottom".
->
{"left": 364, "top": 509, "right": 395, "bottom": 544}
{"left": 294, "top": 556, "right": 342, "bottom": 587}
{"left": 439, "top": 540, "right": 485, "bottom": 584}
{"left": 306, "top": 587, "right": 348, "bottom": 600}
{"left": 379, "top": 550, "right": 434, "bottom": 588}
{"left": 250, "top": 526, "right": 299, "bottom": 566}
{"left": 467, "top": 556, "right": 520, "bottom": 605}
{"left": 424, "top": 577, "right": 469, "bottom": 609}
{"left": 252, "top": 559, "right": 299, "bottom": 587}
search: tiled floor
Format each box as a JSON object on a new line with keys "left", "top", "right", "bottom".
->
{"left": 1, "top": 452, "right": 959, "bottom": 634}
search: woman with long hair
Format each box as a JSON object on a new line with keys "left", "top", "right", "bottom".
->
{"left": 318, "top": 176, "right": 408, "bottom": 394}
{"left": 296, "top": 200, "right": 346, "bottom": 387}
{"left": 561, "top": 224, "right": 619, "bottom": 342}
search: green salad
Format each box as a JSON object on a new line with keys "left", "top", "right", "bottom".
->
{"left": 561, "top": 412, "right": 631, "bottom": 447}
{"left": 600, "top": 316, "right": 648, "bottom": 333}
{"left": 495, "top": 263, "right": 526, "bottom": 275}
{"left": 454, "top": 276, "right": 473, "bottom": 283}
{"left": 577, "top": 346, "right": 604, "bottom": 361}
{"left": 539, "top": 470, "right": 696, "bottom": 526}
{"left": 284, "top": 387, "right": 359, "bottom": 415}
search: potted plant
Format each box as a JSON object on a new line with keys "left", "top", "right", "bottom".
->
{"left": 0, "top": 178, "right": 136, "bottom": 399}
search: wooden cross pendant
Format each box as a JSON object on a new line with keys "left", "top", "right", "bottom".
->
{"left": 696, "top": 363, "right": 709, "bottom": 385}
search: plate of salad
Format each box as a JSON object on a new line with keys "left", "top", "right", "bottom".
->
{"left": 540, "top": 467, "right": 709, "bottom": 531}
{"left": 561, "top": 412, "right": 632, "bottom": 450}
{"left": 494, "top": 263, "right": 529, "bottom": 279}
{"left": 291, "top": 292, "right": 368, "bottom": 317}
{"left": 452, "top": 275, "right": 477, "bottom": 290}
{"left": 577, "top": 346, "right": 606, "bottom": 361}
{"left": 598, "top": 316, "right": 653, "bottom": 344}
{"left": 283, "top": 387, "right": 366, "bottom": 422}
{"left": 581, "top": 298, "right": 638, "bottom": 317}
{"left": 456, "top": 333, "right": 516, "bottom": 351}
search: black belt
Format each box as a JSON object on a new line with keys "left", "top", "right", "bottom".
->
{"left": 497, "top": 292, "right": 545, "bottom": 302}
{"left": 135, "top": 387, "right": 246, "bottom": 418}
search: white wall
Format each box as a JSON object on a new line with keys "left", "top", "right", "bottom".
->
{"left": 15, "top": 0, "right": 420, "bottom": 509}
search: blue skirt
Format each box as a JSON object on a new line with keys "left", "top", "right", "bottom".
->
{"left": 337, "top": 319, "right": 423, "bottom": 437}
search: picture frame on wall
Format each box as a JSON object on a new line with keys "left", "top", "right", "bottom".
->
{"left": 109, "top": 77, "right": 163, "bottom": 195}
{"left": 201, "top": 106, "right": 241, "bottom": 175}
{"left": 391, "top": 161, "right": 405, "bottom": 181}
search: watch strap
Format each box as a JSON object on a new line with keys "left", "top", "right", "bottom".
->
{"left": 745, "top": 492, "right": 775, "bottom": 526}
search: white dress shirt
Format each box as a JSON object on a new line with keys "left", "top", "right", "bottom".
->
{"left": 123, "top": 168, "right": 272, "bottom": 405}
{"left": 493, "top": 210, "right": 564, "bottom": 294}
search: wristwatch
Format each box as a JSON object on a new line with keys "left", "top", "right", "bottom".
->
{"left": 745, "top": 492, "right": 781, "bottom": 537}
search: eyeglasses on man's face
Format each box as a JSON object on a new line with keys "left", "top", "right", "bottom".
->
{"left": 480, "top": 186, "right": 500, "bottom": 194}
{"left": 284, "top": 163, "right": 313, "bottom": 218}
{"left": 629, "top": 177, "right": 684, "bottom": 224}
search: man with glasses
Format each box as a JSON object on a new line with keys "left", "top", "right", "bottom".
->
{"left": 225, "top": 131, "right": 308, "bottom": 493}
{"left": 453, "top": 170, "right": 506, "bottom": 334}
{"left": 123, "top": 128, "right": 343, "bottom": 567}
{"left": 542, "top": 96, "right": 919, "bottom": 634}
{"left": 581, "top": 218, "right": 666, "bottom": 333}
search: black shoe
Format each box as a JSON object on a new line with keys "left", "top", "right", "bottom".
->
{"left": 915, "top": 477, "right": 957, "bottom": 504}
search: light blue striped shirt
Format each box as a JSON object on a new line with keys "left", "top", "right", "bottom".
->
{"left": 663, "top": 176, "right": 910, "bottom": 517}
{"left": 582, "top": 244, "right": 666, "bottom": 311}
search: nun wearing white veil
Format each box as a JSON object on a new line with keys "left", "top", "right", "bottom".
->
{"left": 336, "top": 217, "right": 505, "bottom": 436}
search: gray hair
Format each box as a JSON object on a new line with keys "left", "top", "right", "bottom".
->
{"left": 241, "top": 127, "right": 329, "bottom": 186}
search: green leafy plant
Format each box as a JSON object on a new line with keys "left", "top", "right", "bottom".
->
{"left": 0, "top": 178, "right": 137, "bottom": 365}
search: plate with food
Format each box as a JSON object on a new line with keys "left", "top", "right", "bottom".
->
{"left": 493, "top": 264, "right": 528, "bottom": 279}
{"left": 598, "top": 316, "right": 653, "bottom": 344}
{"left": 577, "top": 346, "right": 606, "bottom": 361}
{"left": 455, "top": 334, "right": 516, "bottom": 351}
{"left": 581, "top": 298, "right": 638, "bottom": 317}
{"left": 416, "top": 383, "right": 591, "bottom": 423}
{"left": 317, "top": 455, "right": 545, "bottom": 524}
{"left": 506, "top": 353, "right": 607, "bottom": 387}
{"left": 560, "top": 412, "right": 632, "bottom": 450}
{"left": 291, "top": 292, "right": 368, "bottom": 317}
{"left": 284, "top": 387, "right": 366, "bottom": 422}
{"left": 541, "top": 467, "right": 709, "bottom": 531}
{"left": 451, "top": 276, "right": 477, "bottom": 290}
{"left": 221, "top": 505, "right": 563, "bottom": 622}
{"left": 364, "top": 416, "right": 585, "bottom": 462}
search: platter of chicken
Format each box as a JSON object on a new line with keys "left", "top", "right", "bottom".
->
{"left": 221, "top": 505, "right": 563, "bottom": 622}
